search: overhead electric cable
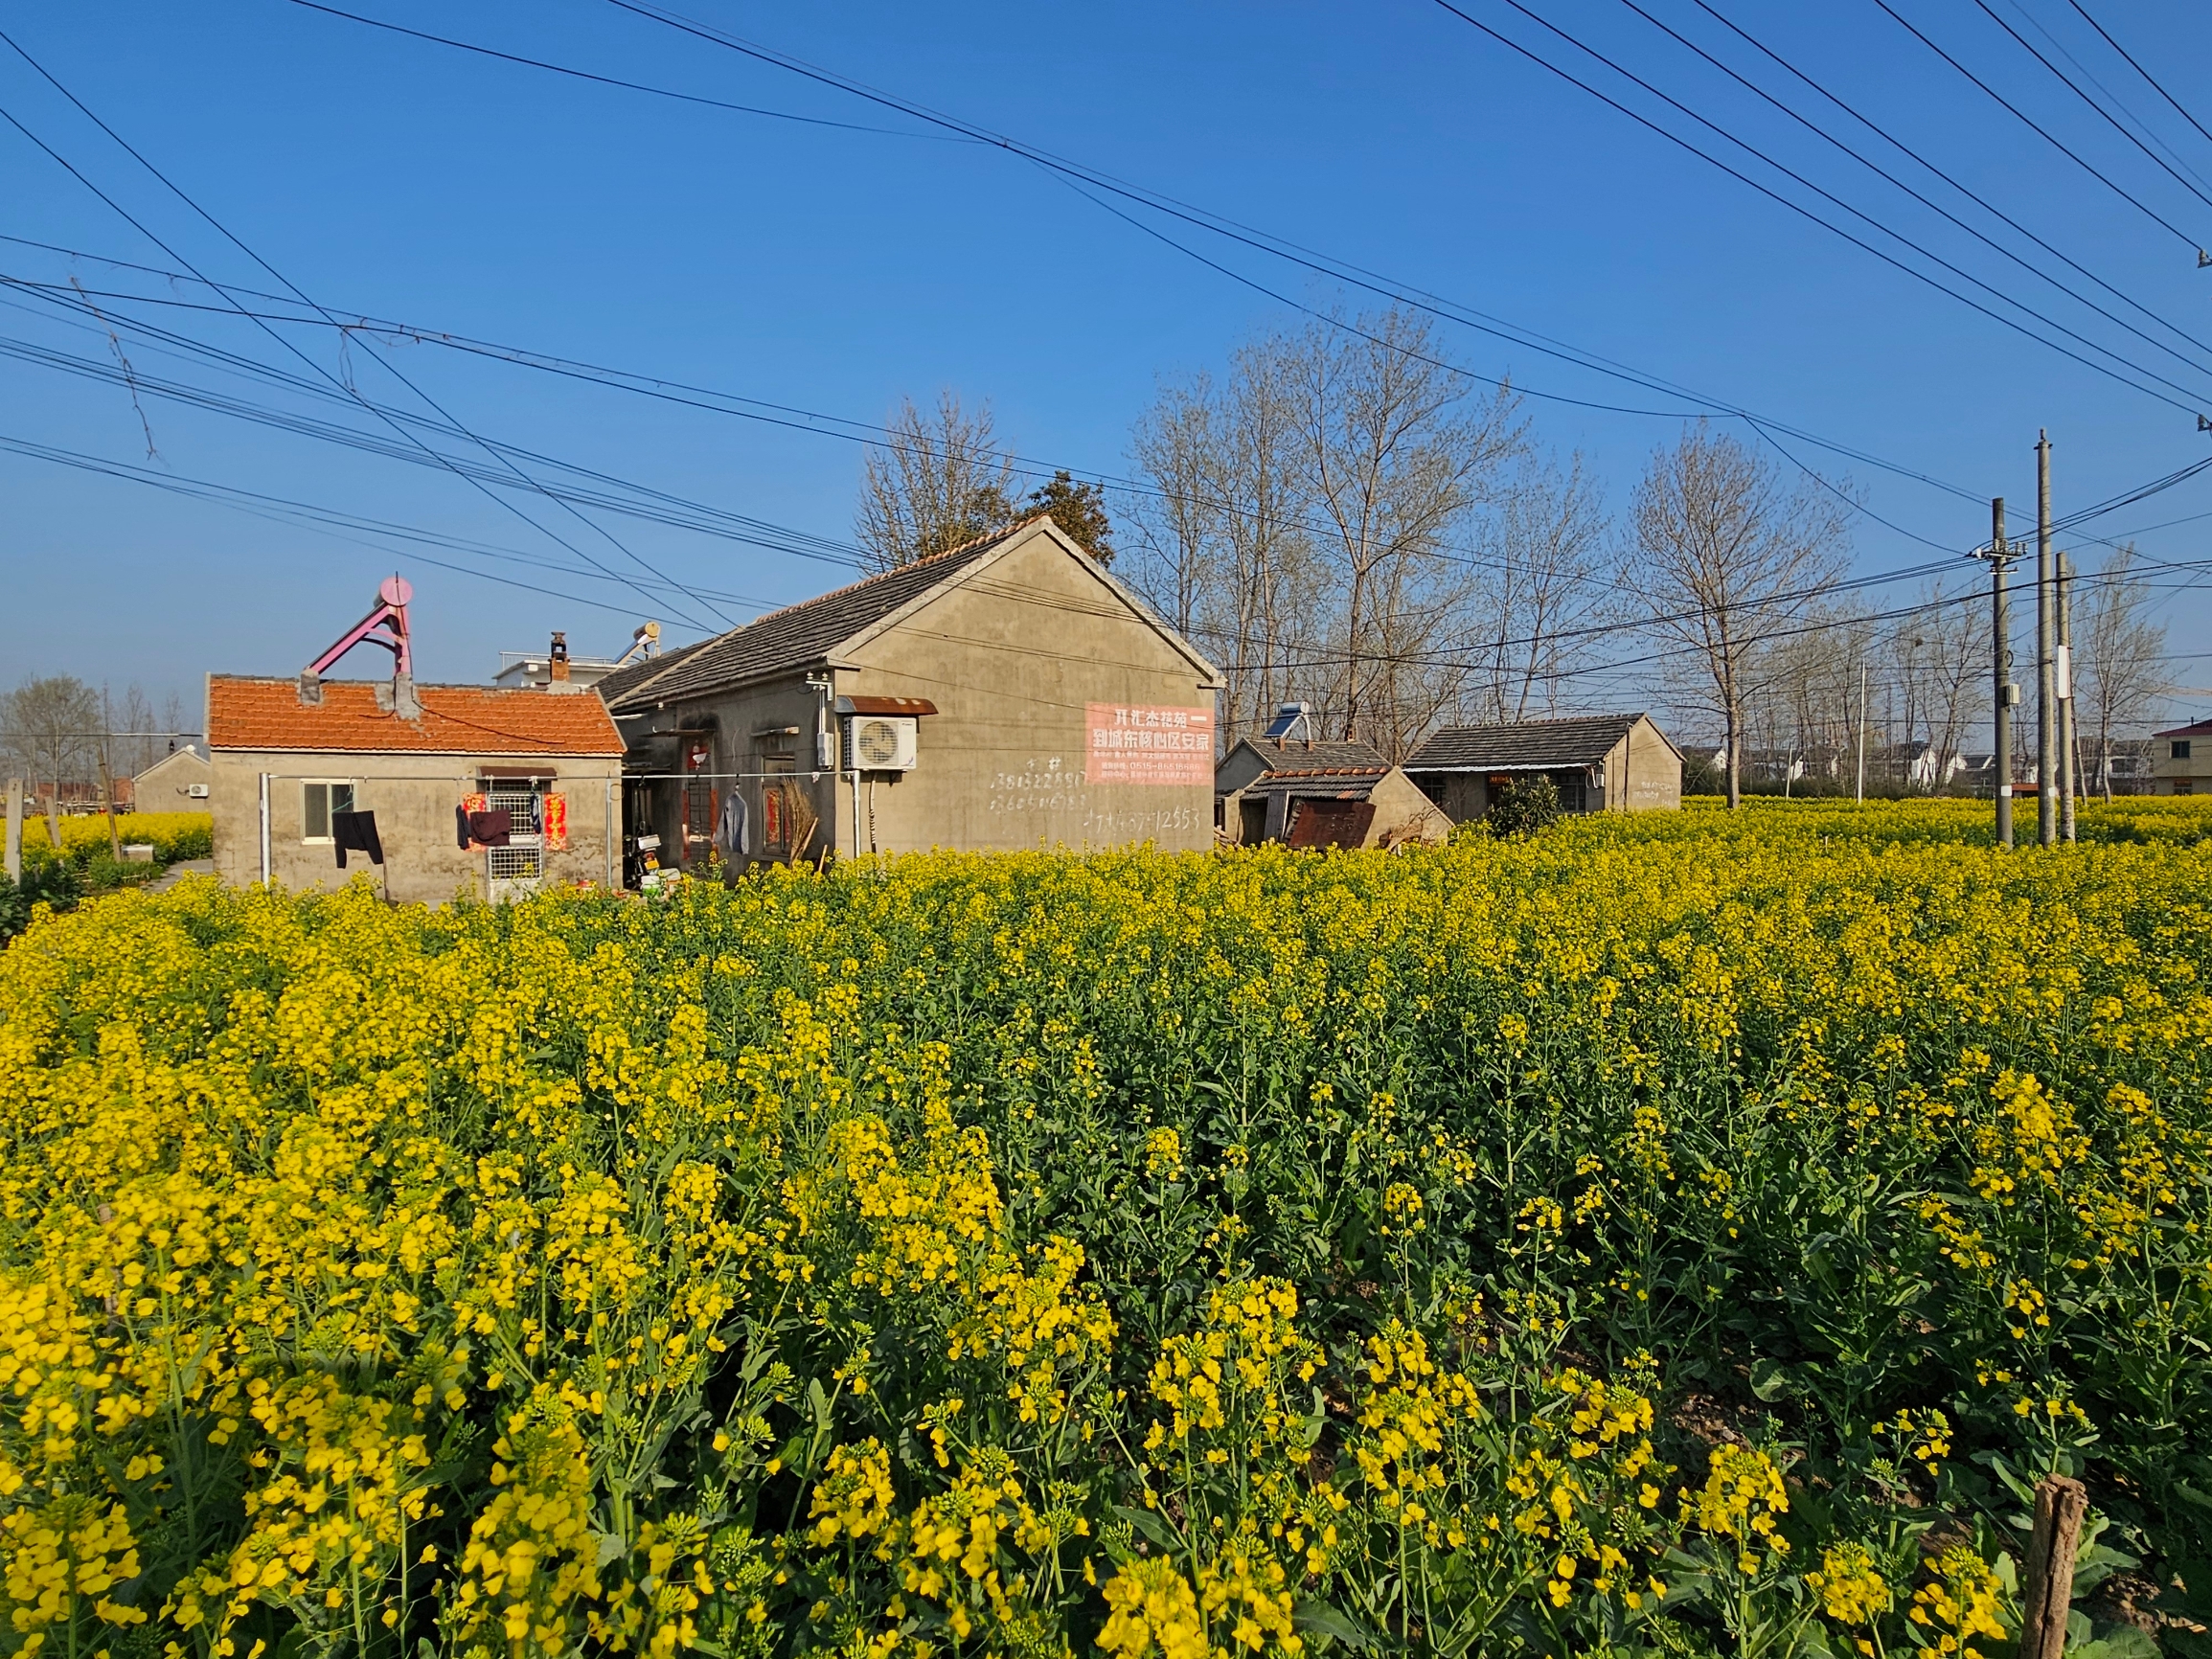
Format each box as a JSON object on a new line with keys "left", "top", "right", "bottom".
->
{"left": 280, "top": 0, "right": 968, "bottom": 143}
{"left": 1621, "top": 0, "right": 2212, "bottom": 378}
{"left": 1865, "top": 0, "right": 2205, "bottom": 251}
{"left": 1425, "top": 0, "right": 2212, "bottom": 409}
{"left": 2063, "top": 0, "right": 2212, "bottom": 157}
{"left": 1687, "top": 0, "right": 2212, "bottom": 366}
{"left": 0, "top": 28, "right": 733, "bottom": 631}
{"left": 1964, "top": 0, "right": 2212, "bottom": 216}
{"left": 487, "top": 0, "right": 1996, "bottom": 503}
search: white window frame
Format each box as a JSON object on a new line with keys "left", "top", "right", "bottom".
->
{"left": 301, "top": 779, "right": 357, "bottom": 844}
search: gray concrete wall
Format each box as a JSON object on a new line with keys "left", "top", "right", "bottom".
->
{"left": 1620, "top": 719, "right": 1683, "bottom": 810}
{"left": 210, "top": 750, "right": 620, "bottom": 903}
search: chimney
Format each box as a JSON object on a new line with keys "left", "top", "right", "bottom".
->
{"left": 549, "top": 631, "right": 570, "bottom": 684}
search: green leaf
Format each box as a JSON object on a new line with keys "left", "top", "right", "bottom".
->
{"left": 1292, "top": 1597, "right": 1380, "bottom": 1651}
{"left": 1112, "top": 1503, "right": 1176, "bottom": 1551}
{"left": 1749, "top": 1356, "right": 1790, "bottom": 1401}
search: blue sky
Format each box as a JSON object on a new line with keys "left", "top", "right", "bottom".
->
{"left": 5, "top": 0, "right": 2211, "bottom": 732}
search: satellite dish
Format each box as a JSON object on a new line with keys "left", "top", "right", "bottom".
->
{"left": 378, "top": 574, "right": 415, "bottom": 607}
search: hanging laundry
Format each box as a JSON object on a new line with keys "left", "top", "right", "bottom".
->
{"left": 542, "top": 793, "right": 569, "bottom": 852}
{"left": 468, "top": 808, "right": 513, "bottom": 848}
{"left": 332, "top": 810, "right": 384, "bottom": 868}
{"left": 458, "top": 791, "right": 490, "bottom": 850}
{"left": 714, "top": 789, "right": 749, "bottom": 862}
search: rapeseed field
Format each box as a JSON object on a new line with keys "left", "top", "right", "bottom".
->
{"left": 1, "top": 800, "right": 2207, "bottom": 1659}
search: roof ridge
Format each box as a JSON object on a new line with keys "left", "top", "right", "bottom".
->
{"left": 740, "top": 516, "right": 1042, "bottom": 633}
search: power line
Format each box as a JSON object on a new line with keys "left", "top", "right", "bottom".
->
{"left": 1658, "top": 0, "right": 2212, "bottom": 375}
{"left": 341, "top": 0, "right": 1992, "bottom": 506}
{"left": 0, "top": 27, "right": 735, "bottom": 634}
{"left": 1998, "top": 0, "right": 2212, "bottom": 198}
{"left": 1865, "top": 0, "right": 2206, "bottom": 253}
{"left": 1964, "top": 0, "right": 2212, "bottom": 217}
{"left": 2063, "top": 0, "right": 2212, "bottom": 160}
{"left": 1426, "top": 0, "right": 2212, "bottom": 411}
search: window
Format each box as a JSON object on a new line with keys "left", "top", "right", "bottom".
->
{"left": 302, "top": 781, "right": 355, "bottom": 841}
{"left": 2178, "top": 780, "right": 2196, "bottom": 796}
{"left": 2175, "top": 739, "right": 2194, "bottom": 761}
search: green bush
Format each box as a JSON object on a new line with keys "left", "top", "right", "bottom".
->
{"left": 1485, "top": 772, "right": 1563, "bottom": 835}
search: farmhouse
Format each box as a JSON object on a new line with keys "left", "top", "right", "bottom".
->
{"left": 206, "top": 675, "right": 624, "bottom": 903}
{"left": 597, "top": 516, "right": 1222, "bottom": 868}
{"left": 1214, "top": 731, "right": 1448, "bottom": 849}
{"left": 2152, "top": 716, "right": 2212, "bottom": 795}
{"left": 1405, "top": 713, "right": 1681, "bottom": 822}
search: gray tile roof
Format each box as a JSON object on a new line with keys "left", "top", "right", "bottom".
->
{"left": 1246, "top": 771, "right": 1386, "bottom": 800}
{"left": 601, "top": 527, "right": 1022, "bottom": 713}
{"left": 592, "top": 636, "right": 717, "bottom": 709}
{"left": 1405, "top": 714, "right": 1648, "bottom": 771}
{"left": 1231, "top": 738, "right": 1391, "bottom": 777}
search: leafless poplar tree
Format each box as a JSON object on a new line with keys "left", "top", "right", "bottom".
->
{"left": 1630, "top": 424, "right": 1851, "bottom": 807}
{"left": 1290, "top": 309, "right": 1524, "bottom": 757}
{"left": 1883, "top": 589, "right": 1977, "bottom": 792}
{"left": 3, "top": 674, "right": 100, "bottom": 848}
{"left": 1465, "top": 452, "right": 1616, "bottom": 723}
{"left": 2074, "top": 543, "right": 2168, "bottom": 798}
{"left": 855, "top": 392, "right": 1016, "bottom": 572}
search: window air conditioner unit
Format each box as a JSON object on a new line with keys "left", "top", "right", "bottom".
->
{"left": 187, "top": 783, "right": 211, "bottom": 798}
{"left": 848, "top": 715, "right": 918, "bottom": 771}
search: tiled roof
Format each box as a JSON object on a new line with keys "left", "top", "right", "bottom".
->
{"left": 1227, "top": 737, "right": 1391, "bottom": 778}
{"left": 1245, "top": 771, "right": 1386, "bottom": 800}
{"left": 2155, "top": 717, "right": 2212, "bottom": 739}
{"left": 208, "top": 676, "right": 625, "bottom": 756}
{"left": 1405, "top": 714, "right": 1650, "bottom": 771}
{"left": 591, "top": 636, "right": 717, "bottom": 709}
{"left": 602, "top": 522, "right": 1034, "bottom": 713}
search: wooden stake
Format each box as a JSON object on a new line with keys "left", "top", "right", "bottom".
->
{"left": 2020, "top": 1473, "right": 2088, "bottom": 1659}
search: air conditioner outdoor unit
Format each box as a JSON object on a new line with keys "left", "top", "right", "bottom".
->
{"left": 848, "top": 715, "right": 919, "bottom": 771}
{"left": 186, "top": 783, "right": 210, "bottom": 799}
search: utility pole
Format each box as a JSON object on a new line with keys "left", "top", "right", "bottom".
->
{"left": 1970, "top": 497, "right": 2023, "bottom": 849}
{"left": 2057, "top": 550, "right": 2077, "bottom": 843}
{"left": 1855, "top": 656, "right": 1868, "bottom": 803}
{"left": 2036, "top": 432, "right": 2057, "bottom": 847}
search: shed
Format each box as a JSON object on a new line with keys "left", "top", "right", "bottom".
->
{"left": 1214, "top": 737, "right": 1449, "bottom": 849}
{"left": 134, "top": 742, "right": 212, "bottom": 806}
{"left": 207, "top": 675, "right": 625, "bottom": 902}
{"left": 598, "top": 516, "right": 1222, "bottom": 871}
{"left": 1404, "top": 713, "right": 1681, "bottom": 822}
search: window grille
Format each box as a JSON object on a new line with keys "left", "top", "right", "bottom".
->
{"left": 486, "top": 784, "right": 544, "bottom": 898}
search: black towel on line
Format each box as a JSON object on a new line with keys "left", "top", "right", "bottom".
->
{"left": 467, "top": 808, "right": 513, "bottom": 848}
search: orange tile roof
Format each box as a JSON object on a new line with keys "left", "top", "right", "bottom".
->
{"left": 208, "top": 676, "right": 624, "bottom": 757}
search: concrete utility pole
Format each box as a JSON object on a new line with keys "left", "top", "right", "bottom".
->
{"left": 1855, "top": 656, "right": 1868, "bottom": 803}
{"left": 2057, "top": 550, "right": 2077, "bottom": 844}
{"left": 1971, "top": 498, "right": 2021, "bottom": 850}
{"left": 2036, "top": 432, "right": 2057, "bottom": 847}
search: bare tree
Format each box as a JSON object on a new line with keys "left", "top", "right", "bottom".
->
{"left": 855, "top": 392, "right": 1016, "bottom": 572}
{"left": 2074, "top": 543, "right": 2168, "bottom": 799}
{"left": 1288, "top": 307, "right": 1525, "bottom": 757}
{"left": 1630, "top": 424, "right": 1851, "bottom": 807}
{"left": 3, "top": 674, "right": 100, "bottom": 848}
{"left": 1885, "top": 588, "right": 1978, "bottom": 792}
{"left": 1465, "top": 452, "right": 1616, "bottom": 723}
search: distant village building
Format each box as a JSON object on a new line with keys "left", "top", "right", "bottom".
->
{"left": 134, "top": 742, "right": 211, "bottom": 806}
{"left": 1405, "top": 714, "right": 1681, "bottom": 822}
{"left": 493, "top": 630, "right": 625, "bottom": 693}
{"left": 206, "top": 675, "right": 624, "bottom": 903}
{"left": 596, "top": 517, "right": 1221, "bottom": 870}
{"left": 1214, "top": 727, "right": 1449, "bottom": 850}
{"left": 2152, "top": 717, "right": 2212, "bottom": 795}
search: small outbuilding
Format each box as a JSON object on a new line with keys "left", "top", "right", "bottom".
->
{"left": 134, "top": 742, "right": 212, "bottom": 806}
{"left": 1214, "top": 734, "right": 1448, "bottom": 849}
{"left": 1404, "top": 713, "right": 1681, "bottom": 822}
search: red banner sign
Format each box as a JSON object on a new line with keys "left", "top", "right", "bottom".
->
{"left": 1086, "top": 703, "right": 1215, "bottom": 786}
